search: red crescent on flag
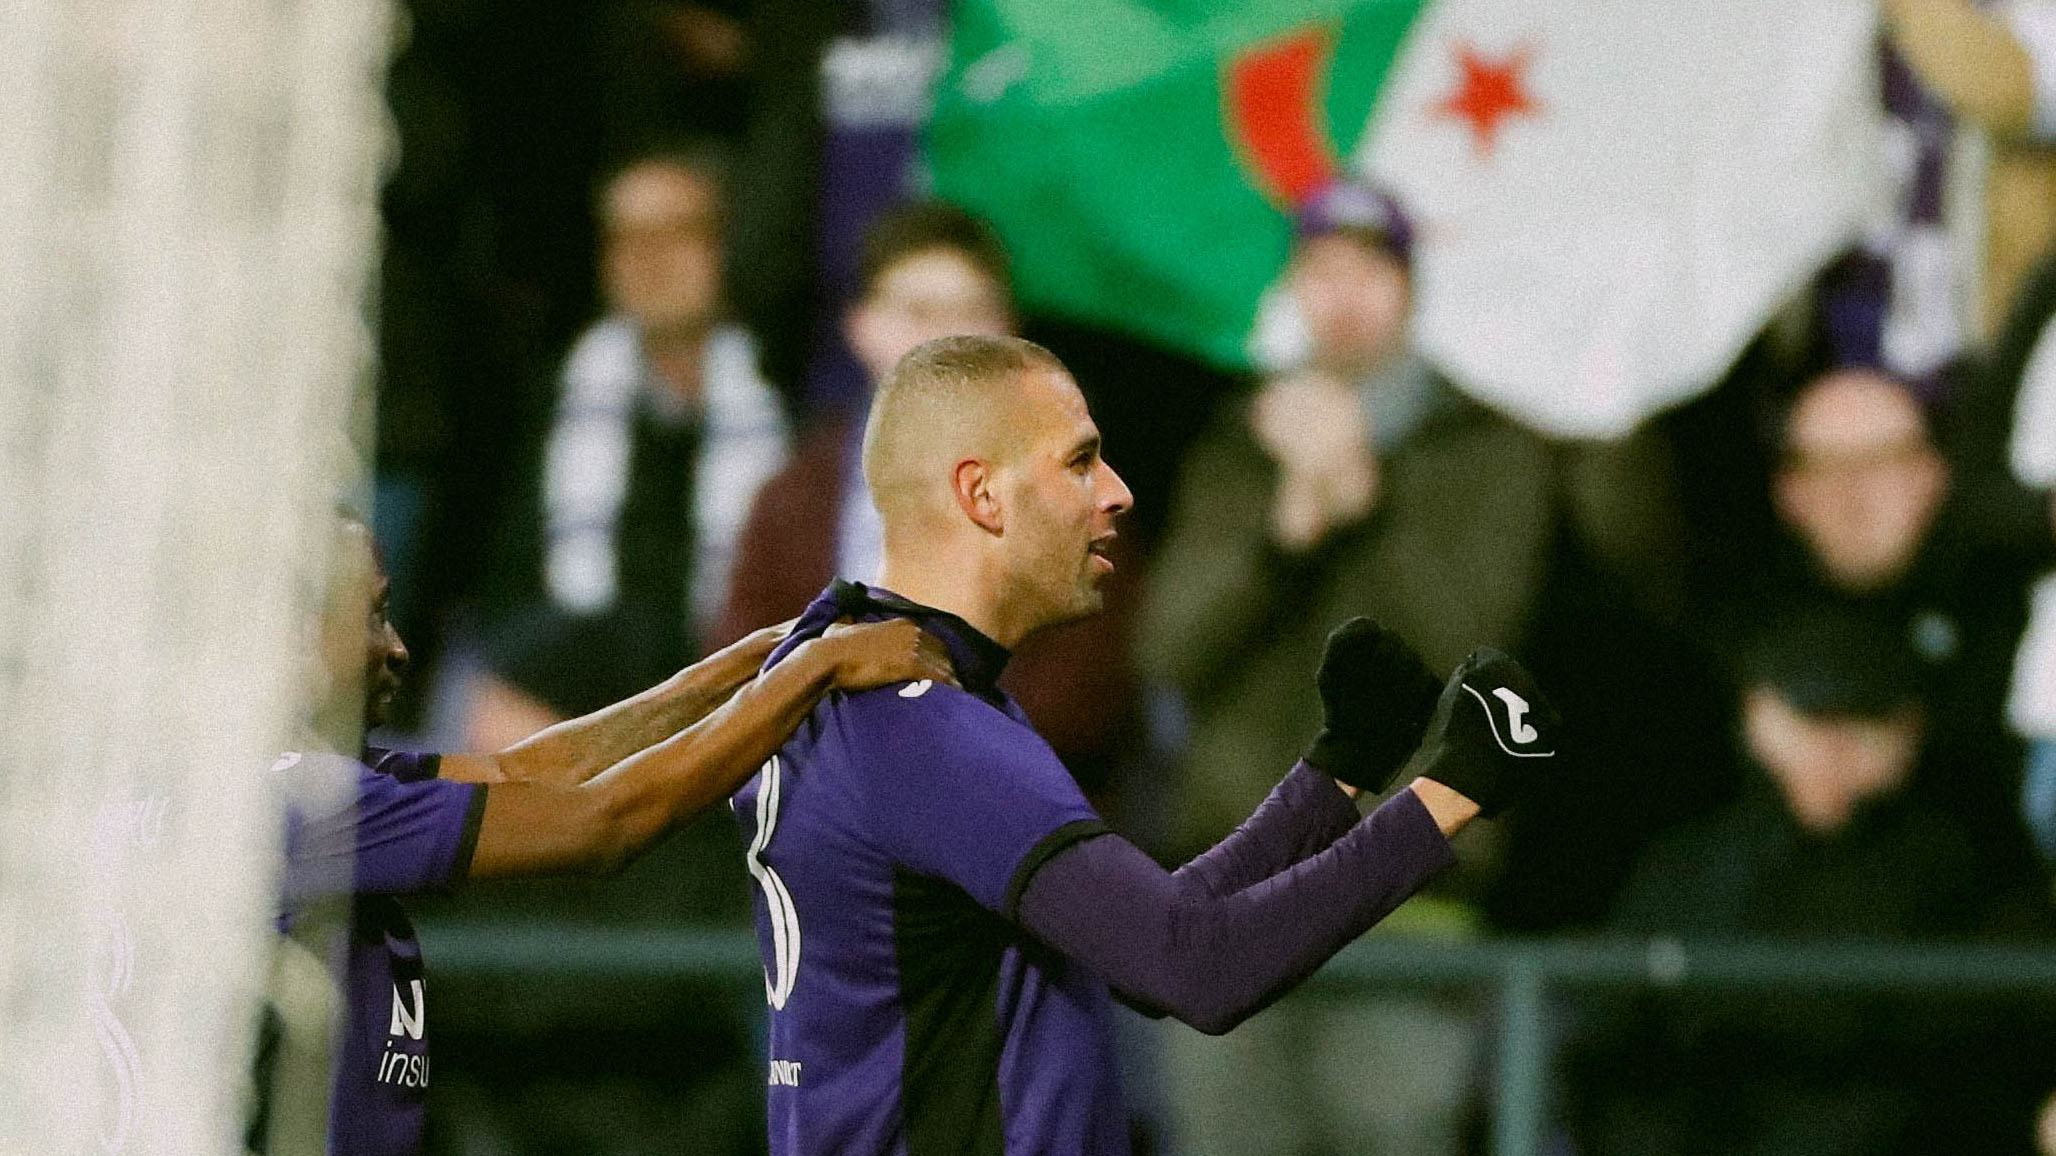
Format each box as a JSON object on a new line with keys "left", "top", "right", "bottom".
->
{"left": 1223, "top": 27, "right": 1342, "bottom": 207}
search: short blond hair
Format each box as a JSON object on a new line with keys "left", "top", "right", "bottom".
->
{"left": 861, "top": 335, "right": 1066, "bottom": 524}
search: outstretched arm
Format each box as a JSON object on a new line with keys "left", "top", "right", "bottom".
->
{"left": 1018, "top": 780, "right": 1473, "bottom": 1035}
{"left": 1016, "top": 645, "right": 1550, "bottom": 1036}
{"left": 1175, "top": 762, "right": 1362, "bottom": 899}
{"left": 465, "top": 620, "right": 952, "bottom": 879}
{"left": 439, "top": 623, "right": 793, "bottom": 788}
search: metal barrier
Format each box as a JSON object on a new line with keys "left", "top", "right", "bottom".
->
{"left": 418, "top": 922, "right": 2056, "bottom": 1156}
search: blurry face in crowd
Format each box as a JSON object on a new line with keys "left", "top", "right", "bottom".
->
{"left": 1742, "top": 687, "right": 1922, "bottom": 834}
{"left": 600, "top": 161, "right": 724, "bottom": 338}
{"left": 1286, "top": 232, "right": 1410, "bottom": 375}
{"left": 314, "top": 521, "right": 409, "bottom": 741}
{"left": 991, "top": 368, "right": 1132, "bottom": 634}
{"left": 847, "top": 248, "right": 1013, "bottom": 384}
{"left": 1775, "top": 369, "right": 1948, "bottom": 593}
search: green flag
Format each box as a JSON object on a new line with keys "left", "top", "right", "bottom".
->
{"left": 928, "top": 0, "right": 1883, "bottom": 437}
{"left": 928, "top": 0, "right": 1429, "bottom": 369}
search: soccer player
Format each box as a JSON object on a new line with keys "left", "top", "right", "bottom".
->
{"left": 277, "top": 516, "right": 954, "bottom": 1156}
{"left": 733, "top": 335, "right": 1560, "bottom": 1154}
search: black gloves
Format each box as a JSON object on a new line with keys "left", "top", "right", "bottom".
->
{"left": 1303, "top": 618, "right": 1444, "bottom": 794}
{"left": 1409, "top": 647, "right": 1560, "bottom": 818}
{"left": 1303, "top": 620, "right": 1561, "bottom": 817}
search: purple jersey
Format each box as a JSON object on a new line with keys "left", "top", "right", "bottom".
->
{"left": 279, "top": 746, "right": 486, "bottom": 1156}
{"left": 733, "top": 584, "right": 1126, "bottom": 1155}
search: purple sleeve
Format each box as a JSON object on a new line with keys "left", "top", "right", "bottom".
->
{"left": 851, "top": 686, "right": 1106, "bottom": 914}
{"left": 362, "top": 745, "right": 443, "bottom": 784}
{"left": 1016, "top": 789, "right": 1454, "bottom": 1035}
{"left": 1176, "top": 761, "right": 1361, "bottom": 899}
{"left": 351, "top": 770, "right": 486, "bottom": 893}
{"left": 285, "top": 759, "right": 486, "bottom": 899}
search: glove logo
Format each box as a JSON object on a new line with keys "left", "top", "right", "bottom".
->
{"left": 1493, "top": 688, "right": 1538, "bottom": 743}
{"left": 1464, "top": 683, "right": 1554, "bottom": 757}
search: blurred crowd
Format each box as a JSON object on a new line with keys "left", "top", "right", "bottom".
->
{"left": 371, "top": 1, "right": 2056, "bottom": 1154}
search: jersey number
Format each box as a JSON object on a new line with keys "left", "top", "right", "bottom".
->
{"left": 745, "top": 755, "right": 801, "bottom": 1009}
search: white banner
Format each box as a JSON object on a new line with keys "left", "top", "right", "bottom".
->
{"left": 1363, "top": 0, "right": 1885, "bottom": 437}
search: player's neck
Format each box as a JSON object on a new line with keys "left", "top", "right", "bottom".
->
{"left": 874, "top": 559, "right": 1021, "bottom": 650}
{"left": 301, "top": 707, "right": 361, "bottom": 757}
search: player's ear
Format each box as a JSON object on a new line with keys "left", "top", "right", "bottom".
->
{"left": 953, "top": 458, "right": 1004, "bottom": 535}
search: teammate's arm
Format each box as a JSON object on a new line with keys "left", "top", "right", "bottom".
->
{"left": 465, "top": 620, "right": 952, "bottom": 879}
{"left": 438, "top": 623, "right": 795, "bottom": 786}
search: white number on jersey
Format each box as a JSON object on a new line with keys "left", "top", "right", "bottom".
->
{"left": 744, "top": 755, "right": 801, "bottom": 1009}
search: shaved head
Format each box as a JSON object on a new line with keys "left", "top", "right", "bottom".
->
{"left": 861, "top": 334, "right": 1132, "bottom": 646}
{"left": 862, "top": 334, "right": 1067, "bottom": 529}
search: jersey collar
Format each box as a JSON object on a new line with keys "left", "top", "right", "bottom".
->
{"left": 826, "top": 579, "right": 1012, "bottom": 696}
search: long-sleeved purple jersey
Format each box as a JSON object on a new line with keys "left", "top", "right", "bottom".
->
{"left": 734, "top": 588, "right": 1123, "bottom": 1156}
{"left": 734, "top": 583, "right": 1455, "bottom": 1156}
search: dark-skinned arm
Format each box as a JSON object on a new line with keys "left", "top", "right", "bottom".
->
{"left": 465, "top": 619, "right": 951, "bottom": 879}
{"left": 437, "top": 623, "right": 794, "bottom": 788}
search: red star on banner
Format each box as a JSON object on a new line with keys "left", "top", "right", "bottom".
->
{"left": 1434, "top": 41, "right": 1540, "bottom": 156}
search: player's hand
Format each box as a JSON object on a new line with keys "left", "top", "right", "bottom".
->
{"left": 1302, "top": 618, "right": 1443, "bottom": 794}
{"left": 1411, "top": 647, "right": 1560, "bottom": 818}
{"left": 815, "top": 619, "right": 958, "bottom": 692}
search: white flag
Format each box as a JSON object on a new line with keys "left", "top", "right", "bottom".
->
{"left": 1361, "top": 0, "right": 1886, "bottom": 437}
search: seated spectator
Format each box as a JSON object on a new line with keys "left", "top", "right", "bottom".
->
{"left": 1722, "top": 365, "right": 2053, "bottom": 872}
{"left": 1564, "top": 608, "right": 2052, "bottom": 1156}
{"left": 717, "top": 200, "right": 1140, "bottom": 780}
{"left": 1140, "top": 180, "right": 1553, "bottom": 1156}
{"left": 469, "top": 145, "right": 789, "bottom": 750}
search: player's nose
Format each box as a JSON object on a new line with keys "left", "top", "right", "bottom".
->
{"left": 1098, "top": 459, "right": 1133, "bottom": 517}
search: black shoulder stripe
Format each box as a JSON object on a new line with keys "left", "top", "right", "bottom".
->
{"left": 1002, "top": 818, "right": 1111, "bottom": 922}
{"left": 451, "top": 782, "right": 489, "bottom": 884}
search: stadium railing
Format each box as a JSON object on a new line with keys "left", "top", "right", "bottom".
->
{"left": 418, "top": 922, "right": 2056, "bottom": 1156}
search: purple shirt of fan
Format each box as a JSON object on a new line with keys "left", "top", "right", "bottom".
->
{"left": 733, "top": 582, "right": 1456, "bottom": 1156}
{"left": 278, "top": 746, "right": 486, "bottom": 1156}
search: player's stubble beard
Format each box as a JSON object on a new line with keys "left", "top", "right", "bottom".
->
{"left": 1013, "top": 526, "right": 1107, "bottom": 641}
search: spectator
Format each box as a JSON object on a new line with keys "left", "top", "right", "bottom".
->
{"left": 1564, "top": 608, "right": 2051, "bottom": 1156}
{"left": 468, "top": 146, "right": 789, "bottom": 751}
{"left": 1139, "top": 180, "right": 1553, "bottom": 1156}
{"left": 1718, "top": 365, "right": 2051, "bottom": 875}
{"left": 718, "top": 200, "right": 1012, "bottom": 623}
{"left": 718, "top": 200, "right": 1142, "bottom": 781}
